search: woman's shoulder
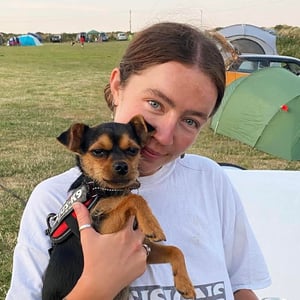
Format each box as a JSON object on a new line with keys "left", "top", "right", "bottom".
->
{"left": 177, "top": 153, "right": 221, "bottom": 172}
{"left": 35, "top": 167, "right": 81, "bottom": 192}
{"left": 27, "top": 167, "right": 81, "bottom": 212}
{"left": 175, "top": 154, "right": 233, "bottom": 188}
{"left": 17, "top": 167, "right": 82, "bottom": 248}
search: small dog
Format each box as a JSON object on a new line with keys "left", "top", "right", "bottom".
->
{"left": 42, "top": 115, "right": 195, "bottom": 300}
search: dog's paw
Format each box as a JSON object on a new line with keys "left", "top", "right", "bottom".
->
{"left": 140, "top": 218, "right": 166, "bottom": 242}
{"left": 145, "top": 230, "right": 166, "bottom": 242}
{"left": 143, "top": 223, "right": 166, "bottom": 242}
{"left": 175, "top": 276, "right": 196, "bottom": 299}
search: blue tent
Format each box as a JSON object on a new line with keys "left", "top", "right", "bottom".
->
{"left": 28, "top": 32, "right": 43, "bottom": 42}
{"left": 18, "top": 34, "right": 42, "bottom": 46}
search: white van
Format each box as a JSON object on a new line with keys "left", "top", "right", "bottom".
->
{"left": 116, "top": 32, "right": 128, "bottom": 41}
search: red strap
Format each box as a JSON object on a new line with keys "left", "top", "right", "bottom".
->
{"left": 51, "top": 211, "right": 77, "bottom": 238}
{"left": 50, "top": 200, "right": 92, "bottom": 240}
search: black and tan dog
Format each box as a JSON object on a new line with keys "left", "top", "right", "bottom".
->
{"left": 42, "top": 115, "right": 195, "bottom": 300}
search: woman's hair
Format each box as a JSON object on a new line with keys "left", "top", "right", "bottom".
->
{"left": 104, "top": 22, "right": 225, "bottom": 116}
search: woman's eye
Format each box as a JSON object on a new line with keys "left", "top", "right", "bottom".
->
{"left": 184, "top": 119, "right": 199, "bottom": 128}
{"left": 91, "top": 149, "right": 107, "bottom": 157}
{"left": 148, "top": 100, "right": 161, "bottom": 110}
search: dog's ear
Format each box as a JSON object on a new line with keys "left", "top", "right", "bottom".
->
{"left": 129, "top": 115, "right": 156, "bottom": 147}
{"left": 57, "top": 123, "right": 89, "bottom": 154}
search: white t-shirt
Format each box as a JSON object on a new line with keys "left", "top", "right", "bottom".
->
{"left": 6, "top": 154, "right": 271, "bottom": 300}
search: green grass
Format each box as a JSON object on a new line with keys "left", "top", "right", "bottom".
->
{"left": 0, "top": 42, "right": 299, "bottom": 299}
{"left": 0, "top": 42, "right": 127, "bottom": 299}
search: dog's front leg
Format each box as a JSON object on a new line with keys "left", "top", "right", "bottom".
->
{"left": 146, "top": 241, "right": 196, "bottom": 299}
{"left": 94, "top": 194, "right": 166, "bottom": 242}
{"left": 122, "top": 194, "right": 166, "bottom": 242}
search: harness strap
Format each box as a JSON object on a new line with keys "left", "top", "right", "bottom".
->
{"left": 45, "top": 184, "right": 99, "bottom": 245}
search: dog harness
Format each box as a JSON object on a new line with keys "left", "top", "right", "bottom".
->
{"left": 45, "top": 179, "right": 140, "bottom": 248}
{"left": 46, "top": 183, "right": 98, "bottom": 246}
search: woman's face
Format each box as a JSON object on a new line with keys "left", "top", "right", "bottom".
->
{"left": 110, "top": 61, "right": 217, "bottom": 176}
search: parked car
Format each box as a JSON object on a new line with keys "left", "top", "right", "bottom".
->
{"left": 50, "top": 35, "right": 62, "bottom": 43}
{"left": 226, "top": 54, "right": 300, "bottom": 85}
{"left": 116, "top": 32, "right": 128, "bottom": 41}
{"left": 99, "top": 32, "right": 108, "bottom": 42}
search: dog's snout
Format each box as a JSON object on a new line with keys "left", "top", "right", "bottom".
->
{"left": 113, "top": 161, "right": 128, "bottom": 175}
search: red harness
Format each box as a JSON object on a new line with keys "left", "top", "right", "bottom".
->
{"left": 46, "top": 184, "right": 100, "bottom": 244}
{"left": 45, "top": 181, "right": 136, "bottom": 246}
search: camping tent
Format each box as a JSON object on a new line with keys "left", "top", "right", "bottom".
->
{"left": 18, "top": 34, "right": 42, "bottom": 46}
{"left": 218, "top": 24, "right": 277, "bottom": 54}
{"left": 211, "top": 67, "right": 300, "bottom": 160}
{"left": 28, "top": 32, "right": 43, "bottom": 42}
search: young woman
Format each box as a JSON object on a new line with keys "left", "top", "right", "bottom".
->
{"left": 6, "top": 22, "right": 270, "bottom": 300}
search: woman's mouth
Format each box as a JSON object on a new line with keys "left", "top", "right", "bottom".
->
{"left": 141, "top": 146, "right": 164, "bottom": 159}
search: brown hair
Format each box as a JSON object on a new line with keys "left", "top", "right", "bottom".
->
{"left": 104, "top": 22, "right": 225, "bottom": 116}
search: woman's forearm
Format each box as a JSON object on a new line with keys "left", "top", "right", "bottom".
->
{"left": 234, "top": 289, "right": 259, "bottom": 300}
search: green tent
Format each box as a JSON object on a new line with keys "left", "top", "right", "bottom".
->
{"left": 87, "top": 29, "right": 100, "bottom": 35}
{"left": 211, "top": 67, "right": 300, "bottom": 160}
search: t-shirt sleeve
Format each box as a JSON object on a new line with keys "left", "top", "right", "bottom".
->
{"left": 6, "top": 168, "right": 79, "bottom": 300}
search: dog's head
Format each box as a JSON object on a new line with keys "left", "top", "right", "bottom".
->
{"left": 57, "top": 115, "right": 155, "bottom": 189}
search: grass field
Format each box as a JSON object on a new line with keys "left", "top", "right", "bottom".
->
{"left": 0, "top": 42, "right": 299, "bottom": 299}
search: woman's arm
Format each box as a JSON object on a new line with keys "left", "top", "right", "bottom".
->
{"left": 66, "top": 202, "right": 147, "bottom": 300}
{"left": 234, "top": 289, "right": 259, "bottom": 300}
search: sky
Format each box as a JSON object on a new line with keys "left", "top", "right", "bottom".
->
{"left": 0, "top": 0, "right": 299, "bottom": 34}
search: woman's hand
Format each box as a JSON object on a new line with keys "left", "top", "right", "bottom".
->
{"left": 65, "top": 202, "right": 147, "bottom": 300}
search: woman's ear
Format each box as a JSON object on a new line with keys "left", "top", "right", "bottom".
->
{"left": 109, "top": 68, "right": 121, "bottom": 106}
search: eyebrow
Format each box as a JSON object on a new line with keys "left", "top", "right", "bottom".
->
{"left": 146, "top": 88, "right": 209, "bottom": 120}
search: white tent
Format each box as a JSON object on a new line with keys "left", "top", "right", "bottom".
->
{"left": 218, "top": 24, "right": 277, "bottom": 54}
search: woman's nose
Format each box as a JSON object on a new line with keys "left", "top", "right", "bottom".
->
{"left": 153, "top": 118, "right": 177, "bottom": 146}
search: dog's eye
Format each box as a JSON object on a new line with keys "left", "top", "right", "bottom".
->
{"left": 91, "top": 149, "right": 108, "bottom": 157}
{"left": 126, "top": 147, "right": 139, "bottom": 156}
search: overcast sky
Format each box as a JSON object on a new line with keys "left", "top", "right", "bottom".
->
{"left": 1, "top": 0, "right": 299, "bottom": 34}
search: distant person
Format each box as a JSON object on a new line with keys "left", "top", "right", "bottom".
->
{"left": 80, "top": 35, "right": 85, "bottom": 47}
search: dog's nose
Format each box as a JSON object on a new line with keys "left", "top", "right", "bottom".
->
{"left": 113, "top": 161, "right": 128, "bottom": 175}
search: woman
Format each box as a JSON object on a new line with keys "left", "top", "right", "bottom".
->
{"left": 6, "top": 22, "right": 270, "bottom": 300}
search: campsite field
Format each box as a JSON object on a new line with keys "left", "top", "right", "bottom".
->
{"left": 0, "top": 42, "right": 300, "bottom": 298}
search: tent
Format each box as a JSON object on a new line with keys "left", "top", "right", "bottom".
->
{"left": 18, "top": 34, "right": 42, "bottom": 46}
{"left": 217, "top": 24, "right": 277, "bottom": 54}
{"left": 87, "top": 29, "right": 100, "bottom": 35}
{"left": 211, "top": 67, "right": 300, "bottom": 160}
{"left": 28, "top": 32, "right": 43, "bottom": 42}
